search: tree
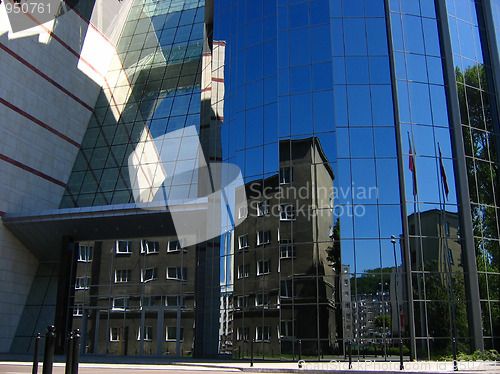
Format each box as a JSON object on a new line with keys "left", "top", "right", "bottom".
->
{"left": 373, "top": 314, "right": 391, "bottom": 330}
{"left": 456, "top": 63, "right": 500, "bottom": 348}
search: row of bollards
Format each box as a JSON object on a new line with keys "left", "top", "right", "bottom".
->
{"left": 32, "top": 326, "right": 80, "bottom": 374}
{"left": 348, "top": 341, "right": 352, "bottom": 369}
{"left": 250, "top": 339, "right": 254, "bottom": 367}
{"left": 65, "top": 330, "right": 81, "bottom": 374}
{"left": 344, "top": 340, "right": 404, "bottom": 371}
{"left": 32, "top": 333, "right": 40, "bottom": 374}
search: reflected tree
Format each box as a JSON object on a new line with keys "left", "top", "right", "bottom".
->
{"left": 354, "top": 268, "right": 392, "bottom": 295}
{"left": 326, "top": 218, "right": 340, "bottom": 267}
{"left": 374, "top": 314, "right": 391, "bottom": 332}
{"left": 457, "top": 63, "right": 500, "bottom": 348}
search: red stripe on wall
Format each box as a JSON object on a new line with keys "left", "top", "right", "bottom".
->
{"left": 0, "top": 154, "right": 66, "bottom": 188}
{"left": 60, "top": 0, "right": 114, "bottom": 49}
{"left": 212, "top": 77, "right": 224, "bottom": 82}
{"left": 201, "top": 87, "right": 212, "bottom": 92}
{"left": 59, "top": 1, "right": 135, "bottom": 90}
{"left": 18, "top": 11, "right": 108, "bottom": 84}
{"left": 61, "top": 0, "right": 90, "bottom": 25}
{"left": 0, "top": 43, "right": 93, "bottom": 112}
{"left": 48, "top": 1, "right": 134, "bottom": 92}
{"left": 0, "top": 98, "right": 80, "bottom": 148}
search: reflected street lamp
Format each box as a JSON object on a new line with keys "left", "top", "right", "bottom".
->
{"left": 391, "top": 235, "right": 404, "bottom": 370}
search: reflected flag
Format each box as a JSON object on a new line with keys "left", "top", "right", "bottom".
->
{"left": 438, "top": 144, "right": 449, "bottom": 200}
{"left": 408, "top": 133, "right": 418, "bottom": 196}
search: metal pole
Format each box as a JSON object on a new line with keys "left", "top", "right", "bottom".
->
{"left": 71, "top": 330, "right": 81, "bottom": 374}
{"left": 452, "top": 337, "right": 458, "bottom": 371}
{"left": 384, "top": 334, "right": 387, "bottom": 361}
{"left": 348, "top": 341, "right": 352, "bottom": 369}
{"left": 399, "top": 339, "right": 404, "bottom": 371}
{"left": 64, "top": 332, "right": 73, "bottom": 374}
{"left": 42, "top": 326, "right": 56, "bottom": 374}
{"left": 32, "top": 333, "right": 41, "bottom": 374}
{"left": 392, "top": 236, "right": 404, "bottom": 371}
{"left": 250, "top": 339, "right": 254, "bottom": 367}
{"left": 299, "top": 340, "right": 302, "bottom": 361}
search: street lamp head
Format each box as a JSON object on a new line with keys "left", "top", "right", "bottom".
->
{"left": 391, "top": 235, "right": 396, "bottom": 244}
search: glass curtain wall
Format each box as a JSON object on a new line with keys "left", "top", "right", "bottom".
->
{"left": 388, "top": 0, "right": 470, "bottom": 358}
{"left": 214, "top": 0, "right": 409, "bottom": 359}
{"left": 60, "top": 0, "right": 204, "bottom": 207}
{"left": 331, "top": 0, "right": 408, "bottom": 359}
{"left": 448, "top": 0, "right": 500, "bottom": 350}
{"left": 62, "top": 0, "right": 500, "bottom": 359}
{"left": 67, "top": 0, "right": 205, "bottom": 357}
{"left": 214, "top": 0, "right": 341, "bottom": 359}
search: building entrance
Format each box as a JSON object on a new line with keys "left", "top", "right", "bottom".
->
{"left": 78, "top": 306, "right": 184, "bottom": 356}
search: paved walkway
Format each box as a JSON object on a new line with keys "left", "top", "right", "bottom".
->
{"left": 0, "top": 354, "right": 498, "bottom": 373}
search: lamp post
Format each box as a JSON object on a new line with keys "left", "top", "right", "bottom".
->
{"left": 391, "top": 235, "right": 404, "bottom": 370}
{"left": 379, "top": 281, "right": 388, "bottom": 361}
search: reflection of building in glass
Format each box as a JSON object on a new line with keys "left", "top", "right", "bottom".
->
{"left": 233, "top": 137, "right": 338, "bottom": 357}
{"left": 351, "top": 293, "right": 391, "bottom": 344}
{"left": 1, "top": 0, "right": 500, "bottom": 360}
{"left": 409, "top": 210, "right": 462, "bottom": 275}
{"left": 72, "top": 238, "right": 196, "bottom": 356}
{"left": 341, "top": 265, "right": 353, "bottom": 342}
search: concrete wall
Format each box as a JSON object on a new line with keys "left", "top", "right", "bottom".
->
{"left": 0, "top": 7, "right": 101, "bottom": 351}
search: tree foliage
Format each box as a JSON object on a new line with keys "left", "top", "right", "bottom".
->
{"left": 456, "top": 63, "right": 500, "bottom": 348}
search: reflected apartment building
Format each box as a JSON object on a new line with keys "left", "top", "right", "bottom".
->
{"left": 1, "top": 0, "right": 500, "bottom": 361}
{"left": 72, "top": 238, "right": 196, "bottom": 356}
{"left": 233, "top": 137, "right": 339, "bottom": 357}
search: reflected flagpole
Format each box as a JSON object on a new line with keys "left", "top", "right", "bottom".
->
{"left": 408, "top": 132, "right": 418, "bottom": 197}
{"left": 438, "top": 142, "right": 458, "bottom": 369}
{"left": 408, "top": 131, "right": 429, "bottom": 356}
{"left": 438, "top": 143, "right": 449, "bottom": 201}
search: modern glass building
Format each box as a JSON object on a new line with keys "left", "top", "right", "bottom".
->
{"left": 1, "top": 0, "right": 499, "bottom": 361}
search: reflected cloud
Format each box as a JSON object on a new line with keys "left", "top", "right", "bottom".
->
{"left": 128, "top": 125, "right": 247, "bottom": 247}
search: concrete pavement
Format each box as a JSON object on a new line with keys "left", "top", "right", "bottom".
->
{"left": 0, "top": 354, "right": 498, "bottom": 373}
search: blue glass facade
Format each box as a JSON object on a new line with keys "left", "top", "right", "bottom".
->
{"left": 3, "top": 0, "right": 500, "bottom": 361}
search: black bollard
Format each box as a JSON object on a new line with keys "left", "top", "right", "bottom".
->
{"left": 298, "top": 340, "right": 302, "bottom": 361}
{"left": 65, "top": 332, "right": 73, "bottom": 374}
{"left": 452, "top": 338, "right": 458, "bottom": 372}
{"left": 250, "top": 339, "right": 254, "bottom": 367}
{"left": 42, "top": 326, "right": 56, "bottom": 374}
{"left": 399, "top": 339, "right": 404, "bottom": 371}
{"left": 71, "top": 329, "right": 81, "bottom": 374}
{"left": 348, "top": 341, "right": 352, "bottom": 370}
{"left": 32, "top": 333, "right": 41, "bottom": 374}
